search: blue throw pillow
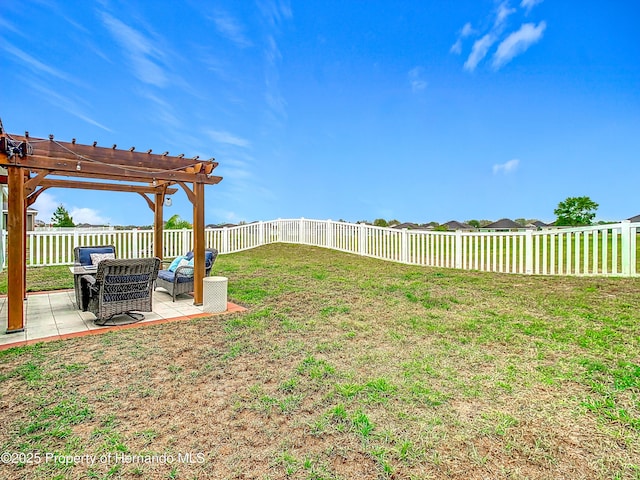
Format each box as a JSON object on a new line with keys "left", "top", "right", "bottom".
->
{"left": 168, "top": 256, "right": 185, "bottom": 272}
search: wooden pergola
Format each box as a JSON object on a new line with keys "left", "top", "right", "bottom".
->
{"left": 0, "top": 128, "right": 222, "bottom": 333}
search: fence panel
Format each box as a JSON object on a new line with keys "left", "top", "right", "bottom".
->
{"left": 3, "top": 219, "right": 638, "bottom": 277}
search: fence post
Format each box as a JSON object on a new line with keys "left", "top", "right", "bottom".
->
{"left": 180, "top": 228, "right": 189, "bottom": 252}
{"left": 223, "top": 227, "right": 229, "bottom": 253}
{"left": 359, "top": 223, "right": 367, "bottom": 256}
{"left": 402, "top": 229, "right": 409, "bottom": 263}
{"left": 621, "top": 220, "right": 631, "bottom": 276}
{"left": 326, "top": 219, "right": 333, "bottom": 249}
{"left": 454, "top": 230, "right": 463, "bottom": 269}
{"left": 276, "top": 218, "right": 282, "bottom": 243}
{"left": 258, "top": 221, "right": 264, "bottom": 247}
{"left": 132, "top": 229, "right": 138, "bottom": 258}
{"left": 299, "top": 218, "right": 305, "bottom": 245}
{"left": 525, "top": 230, "right": 534, "bottom": 274}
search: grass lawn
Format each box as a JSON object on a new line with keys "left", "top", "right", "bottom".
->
{"left": 1, "top": 243, "right": 639, "bottom": 479}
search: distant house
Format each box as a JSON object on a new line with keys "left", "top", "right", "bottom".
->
{"left": 627, "top": 214, "right": 640, "bottom": 223}
{"left": 480, "top": 218, "right": 528, "bottom": 232}
{"left": 414, "top": 223, "right": 435, "bottom": 231}
{"left": 2, "top": 206, "right": 38, "bottom": 231}
{"left": 442, "top": 220, "right": 475, "bottom": 231}
{"left": 76, "top": 223, "right": 110, "bottom": 229}
{"left": 205, "top": 223, "right": 236, "bottom": 229}
{"left": 391, "top": 222, "right": 419, "bottom": 230}
{"left": 527, "top": 220, "right": 548, "bottom": 230}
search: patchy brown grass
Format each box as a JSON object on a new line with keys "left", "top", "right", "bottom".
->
{"left": 1, "top": 244, "right": 639, "bottom": 479}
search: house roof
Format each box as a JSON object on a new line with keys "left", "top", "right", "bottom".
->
{"left": 442, "top": 220, "right": 473, "bottom": 230}
{"left": 391, "top": 222, "right": 419, "bottom": 229}
{"left": 483, "top": 218, "right": 524, "bottom": 229}
{"left": 531, "top": 220, "right": 547, "bottom": 227}
{"left": 627, "top": 214, "right": 640, "bottom": 222}
{"left": 414, "top": 224, "right": 435, "bottom": 230}
{"left": 3, "top": 207, "right": 38, "bottom": 214}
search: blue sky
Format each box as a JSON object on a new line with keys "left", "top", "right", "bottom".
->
{"left": 1, "top": 0, "right": 638, "bottom": 226}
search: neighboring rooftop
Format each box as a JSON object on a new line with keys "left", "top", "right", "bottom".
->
{"left": 482, "top": 218, "right": 527, "bottom": 230}
{"left": 442, "top": 220, "right": 474, "bottom": 231}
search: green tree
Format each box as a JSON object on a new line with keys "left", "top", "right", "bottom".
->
{"left": 373, "top": 218, "right": 388, "bottom": 227}
{"left": 466, "top": 219, "right": 480, "bottom": 228}
{"left": 165, "top": 214, "right": 192, "bottom": 229}
{"left": 51, "top": 204, "right": 75, "bottom": 227}
{"left": 554, "top": 196, "right": 599, "bottom": 226}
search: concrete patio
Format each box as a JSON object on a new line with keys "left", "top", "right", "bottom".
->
{"left": 0, "top": 289, "right": 245, "bottom": 350}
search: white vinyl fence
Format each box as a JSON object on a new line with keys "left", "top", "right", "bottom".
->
{"left": 3, "top": 219, "right": 638, "bottom": 277}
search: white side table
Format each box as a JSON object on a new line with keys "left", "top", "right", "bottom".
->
{"left": 203, "top": 276, "right": 228, "bottom": 313}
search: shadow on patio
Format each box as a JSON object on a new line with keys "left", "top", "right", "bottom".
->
{"left": 0, "top": 289, "right": 246, "bottom": 350}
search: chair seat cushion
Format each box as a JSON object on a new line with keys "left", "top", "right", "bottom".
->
{"left": 157, "top": 269, "right": 192, "bottom": 283}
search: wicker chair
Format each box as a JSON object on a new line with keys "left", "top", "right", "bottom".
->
{"left": 155, "top": 248, "right": 219, "bottom": 301}
{"left": 81, "top": 257, "right": 160, "bottom": 325}
{"left": 72, "top": 245, "right": 116, "bottom": 307}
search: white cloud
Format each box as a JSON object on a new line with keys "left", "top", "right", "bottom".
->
{"left": 31, "top": 192, "right": 59, "bottom": 225}
{"left": 221, "top": 157, "right": 252, "bottom": 179}
{"left": 408, "top": 67, "right": 427, "bottom": 92}
{"left": 521, "top": 0, "right": 543, "bottom": 13}
{"left": 252, "top": 1, "right": 293, "bottom": 128}
{"left": 69, "top": 207, "right": 111, "bottom": 225}
{"left": 211, "top": 10, "right": 252, "bottom": 48}
{"left": 257, "top": 0, "right": 293, "bottom": 27}
{"left": 464, "top": 34, "right": 496, "bottom": 71}
{"left": 450, "top": 22, "right": 474, "bottom": 54}
{"left": 495, "top": 1, "right": 516, "bottom": 28}
{"left": 493, "top": 158, "right": 520, "bottom": 174}
{"left": 100, "top": 12, "right": 168, "bottom": 87}
{"left": 492, "top": 21, "right": 546, "bottom": 69}
{"left": 450, "top": 39, "right": 463, "bottom": 55}
{"left": 31, "top": 193, "right": 111, "bottom": 226}
{"left": 28, "top": 82, "right": 112, "bottom": 131}
{"left": 137, "top": 90, "right": 181, "bottom": 129}
{"left": 206, "top": 129, "right": 250, "bottom": 148}
{"left": 456, "top": 1, "right": 546, "bottom": 71}
{"left": 2, "top": 42, "right": 72, "bottom": 82}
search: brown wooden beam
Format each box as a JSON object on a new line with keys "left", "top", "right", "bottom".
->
{"left": 192, "top": 181, "right": 205, "bottom": 305}
{"left": 26, "top": 186, "right": 49, "bottom": 207}
{"left": 154, "top": 190, "right": 164, "bottom": 261}
{"left": 7, "top": 135, "right": 219, "bottom": 173}
{"left": 7, "top": 165, "right": 25, "bottom": 332}
{"left": 176, "top": 181, "right": 196, "bottom": 204}
{"left": 23, "top": 195, "right": 27, "bottom": 300}
{"left": 24, "top": 170, "right": 49, "bottom": 194}
{"left": 137, "top": 193, "right": 155, "bottom": 211}
{"left": 5, "top": 155, "right": 223, "bottom": 185}
{"left": 37, "top": 178, "right": 179, "bottom": 195}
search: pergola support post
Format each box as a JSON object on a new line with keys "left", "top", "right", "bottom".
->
{"left": 154, "top": 191, "right": 164, "bottom": 261}
{"left": 192, "top": 181, "right": 205, "bottom": 305}
{"left": 7, "top": 165, "right": 25, "bottom": 333}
